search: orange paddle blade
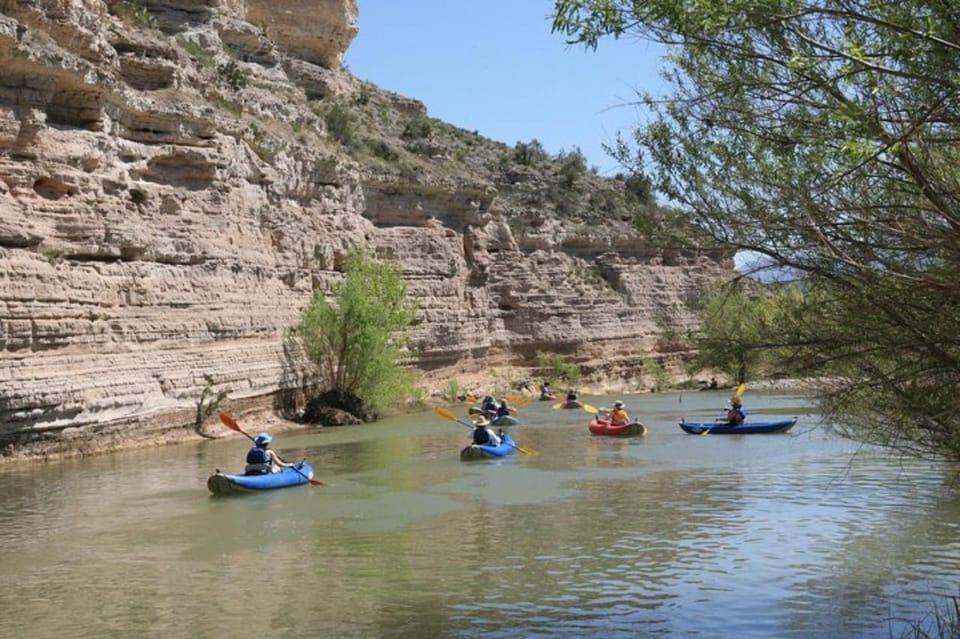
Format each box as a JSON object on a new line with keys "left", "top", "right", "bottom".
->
{"left": 218, "top": 412, "right": 250, "bottom": 438}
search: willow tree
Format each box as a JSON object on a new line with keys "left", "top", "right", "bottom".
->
{"left": 295, "top": 247, "right": 418, "bottom": 417}
{"left": 553, "top": 1, "right": 960, "bottom": 458}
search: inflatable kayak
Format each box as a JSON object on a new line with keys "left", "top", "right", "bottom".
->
{"left": 559, "top": 400, "right": 583, "bottom": 409}
{"left": 679, "top": 417, "right": 797, "bottom": 435}
{"left": 468, "top": 406, "right": 518, "bottom": 417}
{"left": 489, "top": 414, "right": 520, "bottom": 427}
{"left": 460, "top": 433, "right": 517, "bottom": 461}
{"left": 589, "top": 418, "right": 647, "bottom": 437}
{"left": 207, "top": 463, "right": 315, "bottom": 495}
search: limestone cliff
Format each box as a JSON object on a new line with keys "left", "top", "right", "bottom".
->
{"left": 0, "top": 0, "right": 732, "bottom": 459}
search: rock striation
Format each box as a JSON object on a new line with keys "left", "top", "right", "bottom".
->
{"left": 0, "top": 0, "right": 733, "bottom": 459}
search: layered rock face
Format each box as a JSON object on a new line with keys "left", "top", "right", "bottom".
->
{"left": 0, "top": 0, "right": 732, "bottom": 458}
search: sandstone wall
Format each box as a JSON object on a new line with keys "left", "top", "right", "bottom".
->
{"left": 0, "top": 0, "right": 732, "bottom": 459}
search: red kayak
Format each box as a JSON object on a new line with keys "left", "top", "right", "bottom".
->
{"left": 589, "top": 418, "right": 648, "bottom": 437}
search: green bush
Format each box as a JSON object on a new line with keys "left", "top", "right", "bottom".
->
{"left": 513, "top": 139, "right": 547, "bottom": 165}
{"left": 325, "top": 103, "right": 355, "bottom": 147}
{"left": 293, "top": 247, "right": 418, "bottom": 414}
{"left": 110, "top": 1, "right": 158, "bottom": 29}
{"left": 401, "top": 116, "right": 433, "bottom": 140}
{"left": 217, "top": 60, "right": 247, "bottom": 92}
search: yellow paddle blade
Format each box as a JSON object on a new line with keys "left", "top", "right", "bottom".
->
{"left": 735, "top": 383, "right": 747, "bottom": 397}
{"left": 552, "top": 402, "right": 564, "bottom": 410}
{"left": 580, "top": 386, "right": 592, "bottom": 395}
{"left": 434, "top": 406, "right": 457, "bottom": 421}
{"left": 582, "top": 403, "right": 599, "bottom": 414}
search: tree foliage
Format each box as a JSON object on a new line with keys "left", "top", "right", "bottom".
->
{"left": 695, "top": 283, "right": 798, "bottom": 385}
{"left": 553, "top": 0, "right": 960, "bottom": 458}
{"left": 294, "top": 247, "right": 418, "bottom": 415}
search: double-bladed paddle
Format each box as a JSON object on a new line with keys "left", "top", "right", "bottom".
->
{"left": 433, "top": 407, "right": 537, "bottom": 456}
{"left": 218, "top": 413, "right": 325, "bottom": 485}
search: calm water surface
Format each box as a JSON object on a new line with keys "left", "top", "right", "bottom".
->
{"left": 1, "top": 391, "right": 958, "bottom": 638}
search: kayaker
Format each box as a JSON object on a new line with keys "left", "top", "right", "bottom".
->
{"left": 607, "top": 400, "right": 630, "bottom": 426}
{"left": 244, "top": 433, "right": 297, "bottom": 475}
{"left": 725, "top": 396, "right": 746, "bottom": 425}
{"left": 480, "top": 395, "right": 498, "bottom": 413}
{"left": 495, "top": 398, "right": 512, "bottom": 420}
{"left": 566, "top": 388, "right": 579, "bottom": 402}
{"left": 540, "top": 381, "right": 554, "bottom": 398}
{"left": 472, "top": 416, "right": 501, "bottom": 446}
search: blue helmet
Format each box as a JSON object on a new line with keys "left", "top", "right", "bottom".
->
{"left": 254, "top": 433, "right": 272, "bottom": 446}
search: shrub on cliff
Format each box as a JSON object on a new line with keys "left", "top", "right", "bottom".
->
{"left": 293, "top": 247, "right": 418, "bottom": 420}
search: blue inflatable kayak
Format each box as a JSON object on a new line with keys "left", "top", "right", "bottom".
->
{"left": 679, "top": 417, "right": 797, "bottom": 435}
{"left": 207, "top": 463, "right": 315, "bottom": 495}
{"left": 460, "top": 433, "right": 518, "bottom": 461}
{"left": 490, "top": 414, "right": 520, "bottom": 427}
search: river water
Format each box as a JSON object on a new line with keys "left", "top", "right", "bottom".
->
{"left": 1, "top": 391, "right": 958, "bottom": 638}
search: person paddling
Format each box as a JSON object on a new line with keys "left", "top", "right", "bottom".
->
{"left": 471, "top": 416, "right": 502, "bottom": 447}
{"left": 606, "top": 400, "right": 630, "bottom": 426}
{"left": 244, "top": 433, "right": 298, "bottom": 475}
{"left": 725, "top": 396, "right": 746, "bottom": 426}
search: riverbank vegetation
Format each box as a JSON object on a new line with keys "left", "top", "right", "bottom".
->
{"left": 291, "top": 247, "right": 418, "bottom": 421}
{"left": 553, "top": 0, "right": 960, "bottom": 462}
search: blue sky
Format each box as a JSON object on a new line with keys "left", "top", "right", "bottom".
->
{"left": 343, "top": 0, "right": 667, "bottom": 176}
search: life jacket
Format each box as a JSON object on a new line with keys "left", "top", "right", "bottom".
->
{"left": 472, "top": 427, "right": 491, "bottom": 445}
{"left": 728, "top": 407, "right": 746, "bottom": 424}
{"left": 496, "top": 405, "right": 510, "bottom": 418}
{"left": 610, "top": 408, "right": 629, "bottom": 425}
{"left": 245, "top": 446, "right": 272, "bottom": 475}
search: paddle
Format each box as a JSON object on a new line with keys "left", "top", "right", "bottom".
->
{"left": 217, "top": 413, "right": 325, "bottom": 485}
{"left": 432, "top": 407, "right": 536, "bottom": 456}
{"left": 700, "top": 383, "right": 748, "bottom": 436}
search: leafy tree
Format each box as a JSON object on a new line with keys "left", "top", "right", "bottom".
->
{"left": 696, "top": 283, "right": 800, "bottom": 385}
{"left": 553, "top": 0, "right": 960, "bottom": 459}
{"left": 294, "top": 247, "right": 418, "bottom": 415}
